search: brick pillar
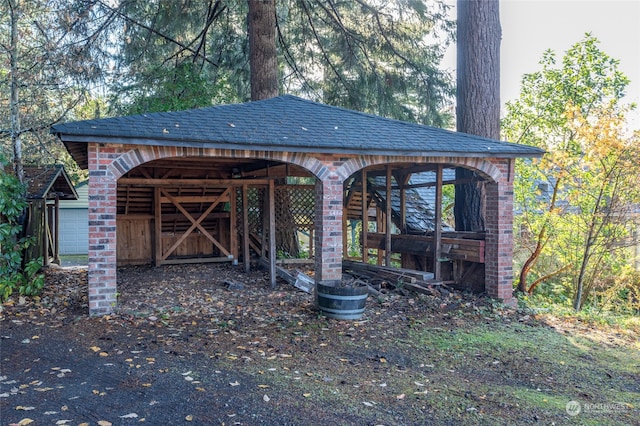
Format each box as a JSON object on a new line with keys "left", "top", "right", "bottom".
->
{"left": 484, "top": 174, "right": 516, "bottom": 305}
{"left": 314, "top": 177, "right": 343, "bottom": 285}
{"left": 87, "top": 144, "right": 118, "bottom": 315}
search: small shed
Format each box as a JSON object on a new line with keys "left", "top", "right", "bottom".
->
{"left": 23, "top": 165, "right": 78, "bottom": 265}
{"left": 52, "top": 95, "right": 544, "bottom": 315}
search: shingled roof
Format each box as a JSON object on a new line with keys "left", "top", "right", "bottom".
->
{"left": 52, "top": 95, "right": 544, "bottom": 169}
{"left": 369, "top": 171, "right": 456, "bottom": 234}
{"left": 23, "top": 165, "right": 78, "bottom": 200}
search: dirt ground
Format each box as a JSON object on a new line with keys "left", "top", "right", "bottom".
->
{"left": 1, "top": 263, "right": 638, "bottom": 425}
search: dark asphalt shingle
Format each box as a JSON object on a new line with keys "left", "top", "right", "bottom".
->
{"left": 52, "top": 95, "right": 544, "bottom": 158}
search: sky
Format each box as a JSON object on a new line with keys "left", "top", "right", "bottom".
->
{"left": 443, "top": 0, "right": 640, "bottom": 129}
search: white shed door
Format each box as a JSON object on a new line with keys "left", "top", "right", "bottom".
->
{"left": 59, "top": 209, "right": 88, "bottom": 255}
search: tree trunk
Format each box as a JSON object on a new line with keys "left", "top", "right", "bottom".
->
{"left": 248, "top": 0, "right": 278, "bottom": 100}
{"left": 454, "top": 170, "right": 485, "bottom": 231}
{"left": 573, "top": 176, "right": 610, "bottom": 311}
{"left": 518, "top": 177, "right": 560, "bottom": 293}
{"left": 275, "top": 187, "right": 300, "bottom": 258}
{"left": 518, "top": 228, "right": 546, "bottom": 293}
{"left": 455, "top": 0, "right": 501, "bottom": 231}
{"left": 8, "top": 0, "right": 23, "bottom": 183}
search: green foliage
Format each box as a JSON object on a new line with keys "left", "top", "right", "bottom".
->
{"left": 278, "top": 0, "right": 455, "bottom": 126}
{"left": 109, "top": 0, "right": 249, "bottom": 114}
{"left": 518, "top": 288, "right": 640, "bottom": 330}
{"left": 124, "top": 62, "right": 236, "bottom": 114}
{"left": 106, "top": 0, "right": 454, "bottom": 125}
{"left": 504, "top": 34, "right": 640, "bottom": 312}
{"left": 0, "top": 0, "right": 107, "bottom": 178}
{"left": 0, "top": 158, "right": 44, "bottom": 301}
{"left": 591, "top": 267, "right": 640, "bottom": 316}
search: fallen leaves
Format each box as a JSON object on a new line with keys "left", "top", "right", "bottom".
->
{"left": 0, "top": 263, "right": 562, "bottom": 425}
{"left": 119, "top": 413, "right": 138, "bottom": 418}
{"left": 51, "top": 368, "right": 71, "bottom": 378}
{"left": 10, "top": 419, "right": 34, "bottom": 426}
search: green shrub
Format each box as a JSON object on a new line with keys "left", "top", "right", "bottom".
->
{"left": 0, "top": 158, "right": 44, "bottom": 301}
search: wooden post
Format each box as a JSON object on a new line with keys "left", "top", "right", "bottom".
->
{"left": 154, "top": 187, "right": 162, "bottom": 266}
{"left": 361, "top": 170, "right": 368, "bottom": 264}
{"left": 242, "top": 184, "right": 250, "bottom": 273}
{"left": 261, "top": 187, "right": 268, "bottom": 259}
{"left": 53, "top": 197, "right": 60, "bottom": 264}
{"left": 376, "top": 208, "right": 383, "bottom": 265}
{"left": 343, "top": 187, "right": 349, "bottom": 259}
{"left": 385, "top": 165, "right": 392, "bottom": 266}
{"left": 229, "top": 186, "right": 238, "bottom": 265}
{"left": 268, "top": 179, "right": 277, "bottom": 287}
{"left": 434, "top": 164, "right": 443, "bottom": 280}
{"left": 400, "top": 174, "right": 409, "bottom": 234}
{"left": 43, "top": 201, "right": 49, "bottom": 266}
{"left": 399, "top": 174, "right": 408, "bottom": 268}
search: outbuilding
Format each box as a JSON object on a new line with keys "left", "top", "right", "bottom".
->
{"left": 23, "top": 165, "right": 78, "bottom": 266}
{"left": 52, "top": 95, "right": 543, "bottom": 316}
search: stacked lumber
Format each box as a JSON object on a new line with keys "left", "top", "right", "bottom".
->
{"left": 343, "top": 260, "right": 439, "bottom": 295}
{"left": 258, "top": 258, "right": 442, "bottom": 297}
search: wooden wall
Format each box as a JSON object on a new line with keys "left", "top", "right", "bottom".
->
{"left": 116, "top": 216, "right": 231, "bottom": 266}
{"left": 117, "top": 216, "right": 152, "bottom": 265}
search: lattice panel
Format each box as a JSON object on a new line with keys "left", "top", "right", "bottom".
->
{"left": 237, "top": 185, "right": 315, "bottom": 257}
{"left": 236, "top": 187, "right": 265, "bottom": 239}
{"left": 275, "top": 185, "right": 315, "bottom": 231}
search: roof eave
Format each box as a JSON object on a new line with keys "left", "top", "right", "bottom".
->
{"left": 57, "top": 134, "right": 545, "bottom": 168}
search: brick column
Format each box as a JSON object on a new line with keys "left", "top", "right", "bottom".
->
{"left": 314, "top": 177, "right": 343, "bottom": 285}
{"left": 484, "top": 169, "right": 516, "bottom": 305}
{"left": 87, "top": 144, "right": 118, "bottom": 315}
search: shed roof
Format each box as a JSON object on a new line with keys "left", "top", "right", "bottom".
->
{"left": 23, "top": 165, "right": 78, "bottom": 200}
{"left": 52, "top": 95, "right": 544, "bottom": 169}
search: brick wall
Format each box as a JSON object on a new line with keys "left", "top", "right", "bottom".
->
{"left": 87, "top": 143, "right": 119, "bottom": 315}
{"left": 313, "top": 178, "right": 344, "bottom": 285}
{"left": 85, "top": 143, "right": 517, "bottom": 315}
{"left": 485, "top": 159, "right": 516, "bottom": 305}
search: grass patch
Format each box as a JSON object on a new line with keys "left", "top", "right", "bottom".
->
{"left": 209, "top": 317, "right": 638, "bottom": 425}
{"left": 406, "top": 320, "right": 638, "bottom": 424}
